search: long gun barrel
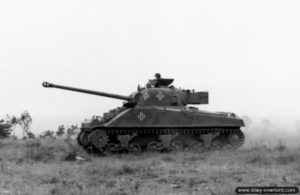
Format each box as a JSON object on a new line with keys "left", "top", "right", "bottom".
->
{"left": 42, "top": 82, "right": 132, "bottom": 101}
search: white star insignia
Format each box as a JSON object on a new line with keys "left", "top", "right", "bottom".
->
{"left": 142, "top": 91, "right": 150, "bottom": 100}
{"left": 156, "top": 92, "right": 165, "bottom": 101}
{"left": 137, "top": 112, "right": 146, "bottom": 121}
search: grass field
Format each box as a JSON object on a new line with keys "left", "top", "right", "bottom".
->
{"left": 0, "top": 137, "right": 299, "bottom": 195}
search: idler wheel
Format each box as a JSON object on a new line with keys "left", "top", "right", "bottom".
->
{"left": 227, "top": 134, "right": 241, "bottom": 146}
{"left": 227, "top": 131, "right": 245, "bottom": 149}
{"left": 77, "top": 131, "right": 83, "bottom": 146}
{"left": 88, "top": 130, "right": 109, "bottom": 151}
{"left": 78, "top": 131, "right": 90, "bottom": 147}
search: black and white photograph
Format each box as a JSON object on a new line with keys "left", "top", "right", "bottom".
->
{"left": 0, "top": 1, "right": 299, "bottom": 195}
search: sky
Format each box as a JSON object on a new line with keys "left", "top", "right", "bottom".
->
{"left": 0, "top": 0, "right": 300, "bottom": 132}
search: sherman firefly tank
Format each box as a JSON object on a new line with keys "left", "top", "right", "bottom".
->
{"left": 42, "top": 73, "right": 245, "bottom": 154}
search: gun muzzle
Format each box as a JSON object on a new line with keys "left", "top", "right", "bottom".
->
{"left": 42, "top": 82, "right": 54, "bottom": 88}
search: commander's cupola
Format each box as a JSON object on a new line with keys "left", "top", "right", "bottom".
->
{"left": 146, "top": 73, "right": 174, "bottom": 88}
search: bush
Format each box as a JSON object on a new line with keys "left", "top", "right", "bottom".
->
{"left": 25, "top": 144, "right": 55, "bottom": 162}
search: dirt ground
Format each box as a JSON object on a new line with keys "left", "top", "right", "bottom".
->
{"left": 0, "top": 138, "right": 299, "bottom": 195}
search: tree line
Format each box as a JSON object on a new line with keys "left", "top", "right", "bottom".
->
{"left": 0, "top": 111, "right": 79, "bottom": 139}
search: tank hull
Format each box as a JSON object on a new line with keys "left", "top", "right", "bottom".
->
{"left": 106, "top": 107, "right": 244, "bottom": 128}
{"left": 78, "top": 107, "right": 245, "bottom": 154}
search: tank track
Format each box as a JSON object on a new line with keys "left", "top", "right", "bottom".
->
{"left": 77, "top": 127, "right": 245, "bottom": 154}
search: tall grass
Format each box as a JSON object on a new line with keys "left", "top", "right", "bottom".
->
{"left": 0, "top": 138, "right": 299, "bottom": 195}
{"left": 244, "top": 141, "right": 300, "bottom": 166}
{"left": 0, "top": 138, "right": 84, "bottom": 162}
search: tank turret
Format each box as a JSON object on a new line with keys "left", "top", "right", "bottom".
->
{"left": 43, "top": 74, "right": 208, "bottom": 107}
